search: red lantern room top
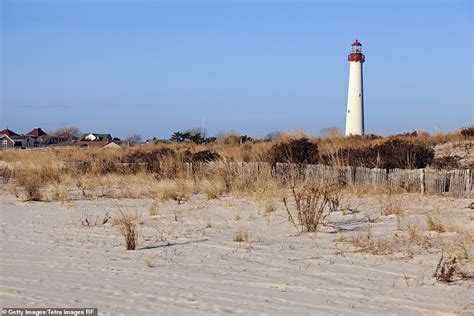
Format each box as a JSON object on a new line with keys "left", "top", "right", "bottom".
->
{"left": 348, "top": 39, "right": 365, "bottom": 63}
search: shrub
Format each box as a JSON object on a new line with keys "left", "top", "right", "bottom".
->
{"left": 233, "top": 230, "right": 249, "bottom": 243}
{"left": 351, "top": 226, "right": 394, "bottom": 255}
{"left": 203, "top": 181, "right": 225, "bottom": 200}
{"left": 115, "top": 209, "right": 139, "bottom": 250}
{"left": 159, "top": 180, "right": 190, "bottom": 204}
{"left": 375, "top": 139, "right": 434, "bottom": 169}
{"left": 320, "top": 146, "right": 377, "bottom": 167}
{"left": 283, "top": 180, "right": 338, "bottom": 233}
{"left": 394, "top": 130, "right": 418, "bottom": 137}
{"left": 426, "top": 215, "right": 447, "bottom": 233}
{"left": 433, "top": 254, "right": 472, "bottom": 283}
{"left": 430, "top": 156, "right": 460, "bottom": 170}
{"left": 95, "top": 159, "right": 118, "bottom": 174}
{"left": 191, "top": 150, "right": 220, "bottom": 162}
{"left": 363, "top": 133, "right": 382, "bottom": 140}
{"left": 268, "top": 138, "right": 318, "bottom": 166}
{"left": 460, "top": 126, "right": 474, "bottom": 138}
{"left": 22, "top": 179, "right": 43, "bottom": 201}
{"left": 124, "top": 148, "right": 177, "bottom": 172}
{"left": 322, "top": 139, "right": 434, "bottom": 169}
{"left": 13, "top": 167, "right": 61, "bottom": 201}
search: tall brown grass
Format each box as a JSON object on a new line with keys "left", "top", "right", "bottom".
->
{"left": 115, "top": 209, "right": 139, "bottom": 250}
{"left": 0, "top": 127, "right": 470, "bottom": 203}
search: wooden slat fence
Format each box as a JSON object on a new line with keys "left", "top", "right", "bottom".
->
{"left": 65, "top": 160, "right": 472, "bottom": 198}
{"left": 187, "top": 162, "right": 472, "bottom": 198}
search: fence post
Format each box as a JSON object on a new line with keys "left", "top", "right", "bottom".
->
{"left": 420, "top": 169, "right": 425, "bottom": 195}
{"left": 466, "top": 169, "right": 471, "bottom": 197}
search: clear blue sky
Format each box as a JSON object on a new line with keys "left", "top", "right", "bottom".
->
{"left": 1, "top": 0, "right": 472, "bottom": 139}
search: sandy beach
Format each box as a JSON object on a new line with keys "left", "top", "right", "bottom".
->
{"left": 1, "top": 185, "right": 472, "bottom": 315}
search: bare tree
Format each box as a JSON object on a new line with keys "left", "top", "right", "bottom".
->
{"left": 48, "top": 126, "right": 81, "bottom": 141}
{"left": 185, "top": 127, "right": 207, "bottom": 138}
{"left": 126, "top": 133, "right": 142, "bottom": 145}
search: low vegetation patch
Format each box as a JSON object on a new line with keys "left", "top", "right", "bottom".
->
{"left": 203, "top": 181, "right": 225, "bottom": 200}
{"left": 351, "top": 225, "right": 395, "bottom": 255}
{"left": 81, "top": 212, "right": 111, "bottom": 227}
{"left": 433, "top": 253, "right": 473, "bottom": 283}
{"left": 426, "top": 215, "right": 449, "bottom": 233}
{"left": 148, "top": 199, "right": 160, "bottom": 216}
{"left": 380, "top": 194, "right": 404, "bottom": 230}
{"left": 233, "top": 229, "right": 250, "bottom": 243}
{"left": 283, "top": 180, "right": 341, "bottom": 233}
{"left": 115, "top": 210, "right": 139, "bottom": 250}
{"left": 460, "top": 125, "right": 474, "bottom": 138}
{"left": 0, "top": 166, "right": 12, "bottom": 183}
{"left": 14, "top": 167, "right": 60, "bottom": 201}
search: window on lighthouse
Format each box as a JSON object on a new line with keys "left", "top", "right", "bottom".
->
{"left": 352, "top": 46, "right": 361, "bottom": 53}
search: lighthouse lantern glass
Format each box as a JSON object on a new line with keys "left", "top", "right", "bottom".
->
{"left": 352, "top": 46, "right": 362, "bottom": 53}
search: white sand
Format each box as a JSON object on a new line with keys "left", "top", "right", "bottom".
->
{"left": 1, "top": 187, "right": 473, "bottom": 315}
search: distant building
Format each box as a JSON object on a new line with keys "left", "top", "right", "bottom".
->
{"left": 0, "top": 135, "right": 17, "bottom": 149}
{"left": 81, "top": 133, "right": 113, "bottom": 142}
{"left": 13, "top": 136, "right": 36, "bottom": 148}
{"left": 73, "top": 140, "right": 112, "bottom": 148}
{"left": 1, "top": 127, "right": 67, "bottom": 149}
{"left": 25, "top": 127, "right": 47, "bottom": 137}
{"left": 0, "top": 127, "right": 116, "bottom": 149}
{"left": 0, "top": 134, "right": 35, "bottom": 149}
{"left": 0, "top": 128, "right": 35, "bottom": 149}
{"left": 0, "top": 128, "right": 19, "bottom": 137}
{"left": 103, "top": 142, "right": 121, "bottom": 149}
{"left": 25, "top": 127, "right": 60, "bottom": 146}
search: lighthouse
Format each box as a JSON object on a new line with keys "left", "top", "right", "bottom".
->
{"left": 345, "top": 39, "right": 365, "bottom": 136}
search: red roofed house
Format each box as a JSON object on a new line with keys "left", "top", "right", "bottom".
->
{"left": 25, "top": 127, "right": 47, "bottom": 137}
{"left": 0, "top": 127, "right": 52, "bottom": 149}
{"left": 24, "top": 127, "right": 59, "bottom": 146}
{"left": 0, "top": 128, "right": 19, "bottom": 137}
{"left": 0, "top": 128, "right": 36, "bottom": 149}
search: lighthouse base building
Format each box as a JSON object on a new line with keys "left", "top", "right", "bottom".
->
{"left": 345, "top": 39, "right": 365, "bottom": 136}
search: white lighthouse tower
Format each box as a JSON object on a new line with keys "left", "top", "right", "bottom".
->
{"left": 345, "top": 39, "right": 365, "bottom": 136}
